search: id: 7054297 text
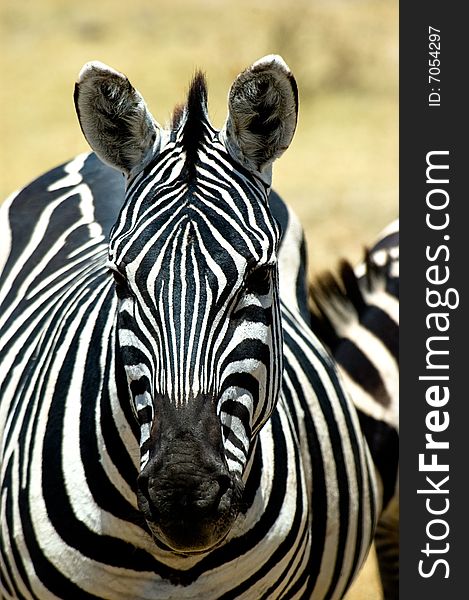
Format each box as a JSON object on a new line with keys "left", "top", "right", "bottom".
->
{"left": 428, "top": 26, "right": 441, "bottom": 107}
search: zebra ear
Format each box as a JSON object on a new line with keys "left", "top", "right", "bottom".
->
{"left": 222, "top": 55, "right": 298, "bottom": 177}
{"left": 74, "top": 62, "right": 161, "bottom": 177}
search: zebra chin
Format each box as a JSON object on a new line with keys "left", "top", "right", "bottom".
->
{"left": 141, "top": 510, "right": 239, "bottom": 555}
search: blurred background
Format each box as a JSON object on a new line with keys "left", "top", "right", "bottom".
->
{"left": 0, "top": 1, "right": 397, "bottom": 597}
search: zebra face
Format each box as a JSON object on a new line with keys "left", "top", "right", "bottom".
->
{"left": 75, "top": 56, "right": 297, "bottom": 553}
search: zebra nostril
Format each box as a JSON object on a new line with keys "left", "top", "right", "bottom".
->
{"left": 137, "top": 472, "right": 162, "bottom": 523}
{"left": 217, "top": 474, "right": 231, "bottom": 497}
{"left": 137, "top": 471, "right": 149, "bottom": 495}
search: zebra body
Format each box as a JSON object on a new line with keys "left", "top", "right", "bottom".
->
{"left": 1, "top": 58, "right": 381, "bottom": 599}
{"left": 310, "top": 222, "right": 399, "bottom": 599}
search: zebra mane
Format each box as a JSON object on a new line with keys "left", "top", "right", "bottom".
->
{"left": 309, "top": 249, "right": 397, "bottom": 354}
{"left": 172, "top": 71, "right": 210, "bottom": 179}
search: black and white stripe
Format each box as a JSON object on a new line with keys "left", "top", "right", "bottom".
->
{"left": 310, "top": 221, "right": 399, "bottom": 599}
{"left": 1, "top": 57, "right": 385, "bottom": 599}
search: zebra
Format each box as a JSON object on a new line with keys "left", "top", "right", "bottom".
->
{"left": 309, "top": 221, "right": 399, "bottom": 599}
{"left": 0, "top": 56, "right": 393, "bottom": 599}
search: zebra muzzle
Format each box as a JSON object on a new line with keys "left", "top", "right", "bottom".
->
{"left": 136, "top": 435, "right": 244, "bottom": 553}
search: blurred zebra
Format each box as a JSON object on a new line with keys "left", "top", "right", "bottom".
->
{"left": 310, "top": 221, "right": 399, "bottom": 599}
{"left": 1, "top": 56, "right": 388, "bottom": 599}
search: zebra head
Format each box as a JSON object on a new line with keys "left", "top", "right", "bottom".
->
{"left": 75, "top": 56, "right": 298, "bottom": 553}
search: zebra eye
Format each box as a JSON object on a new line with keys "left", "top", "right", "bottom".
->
{"left": 245, "top": 265, "right": 273, "bottom": 295}
{"left": 109, "top": 267, "right": 131, "bottom": 296}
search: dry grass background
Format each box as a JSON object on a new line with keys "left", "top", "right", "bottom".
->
{"left": 0, "top": 0, "right": 397, "bottom": 597}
